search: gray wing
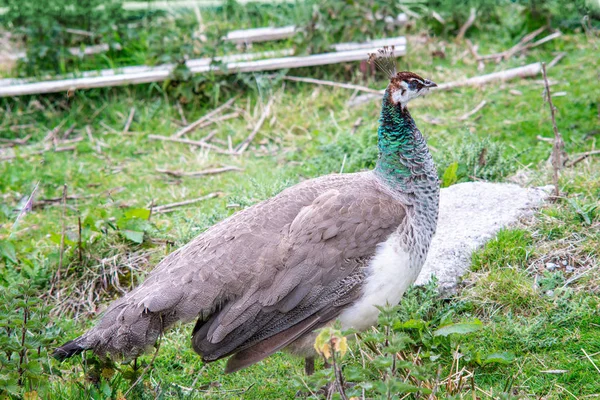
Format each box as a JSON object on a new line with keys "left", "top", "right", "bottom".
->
{"left": 53, "top": 172, "right": 406, "bottom": 368}
{"left": 192, "top": 186, "right": 406, "bottom": 370}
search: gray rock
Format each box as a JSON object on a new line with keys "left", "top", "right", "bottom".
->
{"left": 566, "top": 265, "right": 575, "bottom": 273}
{"left": 546, "top": 290, "right": 554, "bottom": 297}
{"left": 416, "top": 182, "right": 552, "bottom": 294}
{"left": 546, "top": 262, "right": 558, "bottom": 271}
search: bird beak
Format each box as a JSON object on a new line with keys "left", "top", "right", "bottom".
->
{"left": 424, "top": 79, "right": 437, "bottom": 88}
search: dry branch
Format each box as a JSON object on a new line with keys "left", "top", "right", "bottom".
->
{"left": 0, "top": 144, "right": 77, "bottom": 161}
{"left": 282, "top": 76, "right": 382, "bottom": 94}
{"left": 456, "top": 7, "right": 476, "bottom": 41}
{"left": 437, "top": 62, "right": 543, "bottom": 90}
{"left": 0, "top": 47, "right": 406, "bottom": 97}
{"left": 236, "top": 96, "right": 275, "bottom": 154}
{"left": 173, "top": 97, "right": 236, "bottom": 138}
{"left": 541, "top": 62, "right": 568, "bottom": 197}
{"left": 148, "top": 134, "right": 234, "bottom": 155}
{"left": 566, "top": 150, "right": 600, "bottom": 167}
{"left": 331, "top": 37, "right": 406, "bottom": 52}
{"left": 156, "top": 166, "right": 242, "bottom": 177}
{"left": 0, "top": 49, "right": 295, "bottom": 89}
{"left": 153, "top": 192, "right": 221, "bottom": 213}
{"left": 225, "top": 26, "right": 296, "bottom": 44}
{"left": 123, "top": 107, "right": 136, "bottom": 134}
{"left": 458, "top": 100, "right": 487, "bottom": 121}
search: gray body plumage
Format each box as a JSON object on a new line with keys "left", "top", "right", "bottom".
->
{"left": 54, "top": 71, "right": 440, "bottom": 373}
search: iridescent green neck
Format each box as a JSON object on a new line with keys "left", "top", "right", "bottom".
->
{"left": 374, "top": 89, "right": 434, "bottom": 191}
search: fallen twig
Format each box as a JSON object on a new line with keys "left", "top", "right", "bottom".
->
{"left": 123, "top": 107, "right": 136, "bottom": 134}
{"left": 350, "top": 117, "right": 363, "bottom": 135}
{"left": 176, "top": 102, "right": 188, "bottom": 125}
{"left": 582, "top": 348, "right": 600, "bottom": 374}
{"left": 173, "top": 97, "right": 236, "bottom": 138}
{"left": 0, "top": 45, "right": 407, "bottom": 97}
{"left": 566, "top": 150, "right": 600, "bottom": 167}
{"left": 0, "top": 134, "right": 31, "bottom": 147}
{"left": 55, "top": 184, "right": 68, "bottom": 299}
{"left": 236, "top": 96, "right": 275, "bottom": 154}
{"left": 541, "top": 62, "right": 568, "bottom": 197}
{"left": 502, "top": 26, "right": 546, "bottom": 60}
{"left": 456, "top": 7, "right": 476, "bottom": 41}
{"left": 282, "top": 76, "right": 381, "bottom": 94}
{"left": 153, "top": 192, "right": 221, "bottom": 213}
{"left": 156, "top": 166, "right": 242, "bottom": 177}
{"left": 148, "top": 134, "right": 234, "bottom": 155}
{"left": 0, "top": 144, "right": 77, "bottom": 161}
{"left": 458, "top": 100, "right": 487, "bottom": 121}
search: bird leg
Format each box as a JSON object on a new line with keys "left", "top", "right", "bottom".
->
{"left": 304, "top": 356, "right": 315, "bottom": 376}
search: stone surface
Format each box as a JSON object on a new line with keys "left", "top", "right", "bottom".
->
{"left": 416, "top": 182, "right": 552, "bottom": 293}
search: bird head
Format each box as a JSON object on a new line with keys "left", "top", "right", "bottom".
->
{"left": 369, "top": 47, "right": 437, "bottom": 106}
{"left": 388, "top": 71, "right": 437, "bottom": 105}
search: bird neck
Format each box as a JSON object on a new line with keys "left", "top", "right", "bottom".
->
{"left": 374, "top": 89, "right": 436, "bottom": 192}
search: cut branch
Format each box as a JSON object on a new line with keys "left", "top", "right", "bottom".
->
{"left": 566, "top": 150, "right": 600, "bottom": 167}
{"left": 437, "top": 62, "right": 543, "bottom": 90}
{"left": 282, "top": 76, "right": 382, "bottom": 94}
{"left": 122, "top": 107, "right": 136, "bottom": 134}
{"left": 456, "top": 7, "right": 476, "bottom": 41}
{"left": 541, "top": 62, "right": 568, "bottom": 197}
{"left": 148, "top": 134, "right": 234, "bottom": 155}
{"left": 156, "top": 166, "right": 242, "bottom": 177}
{"left": 153, "top": 192, "right": 221, "bottom": 213}
{"left": 236, "top": 96, "right": 275, "bottom": 154}
{"left": 0, "top": 47, "right": 406, "bottom": 97}
{"left": 458, "top": 100, "right": 487, "bottom": 121}
{"left": 173, "top": 97, "right": 236, "bottom": 138}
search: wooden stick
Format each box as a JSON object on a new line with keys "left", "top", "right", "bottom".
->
{"left": 176, "top": 102, "right": 188, "bottom": 125}
{"left": 156, "top": 166, "right": 242, "bottom": 177}
{"left": 0, "top": 49, "right": 295, "bottom": 89}
{"left": 282, "top": 76, "right": 382, "bottom": 95}
{"left": 173, "top": 97, "right": 236, "bottom": 138}
{"left": 456, "top": 7, "right": 476, "bottom": 41}
{"left": 55, "top": 184, "right": 68, "bottom": 298}
{"left": 541, "top": 62, "right": 567, "bottom": 197}
{"left": 122, "top": 0, "right": 295, "bottom": 11}
{"left": 566, "top": 150, "right": 600, "bottom": 167}
{"left": 10, "top": 43, "right": 120, "bottom": 61}
{"left": 502, "top": 26, "right": 546, "bottom": 60}
{"left": 225, "top": 26, "right": 296, "bottom": 44}
{"left": 148, "top": 134, "right": 234, "bottom": 155}
{"left": 236, "top": 96, "right": 275, "bottom": 154}
{"left": 458, "top": 100, "right": 487, "bottom": 121}
{"left": 0, "top": 145, "right": 77, "bottom": 161}
{"left": 437, "top": 62, "right": 543, "bottom": 90}
{"left": 0, "top": 47, "right": 406, "bottom": 97}
{"left": 331, "top": 38, "right": 406, "bottom": 52}
{"left": 153, "top": 192, "right": 221, "bottom": 213}
{"left": 123, "top": 107, "right": 135, "bottom": 134}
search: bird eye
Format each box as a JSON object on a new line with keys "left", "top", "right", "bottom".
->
{"left": 407, "top": 80, "right": 418, "bottom": 90}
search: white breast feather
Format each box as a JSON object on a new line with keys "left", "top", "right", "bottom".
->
{"left": 338, "top": 236, "right": 418, "bottom": 331}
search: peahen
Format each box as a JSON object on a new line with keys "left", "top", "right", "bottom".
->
{"left": 54, "top": 51, "right": 440, "bottom": 375}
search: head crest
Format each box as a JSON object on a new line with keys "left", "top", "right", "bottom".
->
{"left": 368, "top": 46, "right": 398, "bottom": 79}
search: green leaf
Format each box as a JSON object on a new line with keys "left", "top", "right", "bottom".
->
{"left": 121, "top": 230, "right": 144, "bottom": 244}
{"left": 441, "top": 161, "right": 459, "bottom": 188}
{"left": 49, "top": 233, "right": 75, "bottom": 246}
{"left": 0, "top": 240, "right": 17, "bottom": 264}
{"left": 124, "top": 208, "right": 151, "bottom": 220}
{"left": 483, "top": 352, "right": 515, "bottom": 365}
{"left": 433, "top": 319, "right": 483, "bottom": 337}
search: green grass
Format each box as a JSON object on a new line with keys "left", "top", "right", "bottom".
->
{"left": 1, "top": 6, "right": 600, "bottom": 398}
